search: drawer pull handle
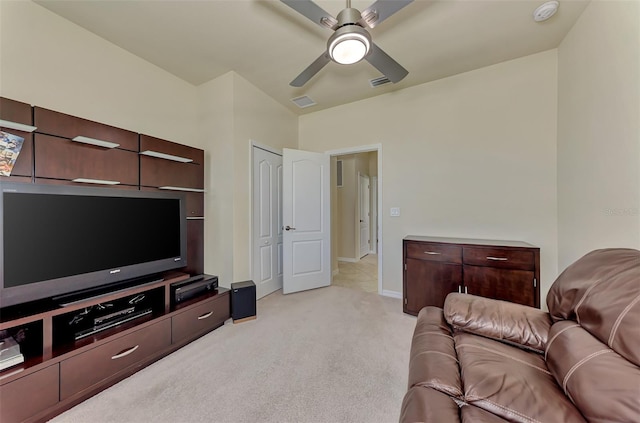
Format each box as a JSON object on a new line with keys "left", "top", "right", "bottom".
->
{"left": 0, "top": 119, "right": 37, "bottom": 133}
{"left": 424, "top": 251, "right": 441, "bottom": 255}
{"left": 486, "top": 256, "right": 508, "bottom": 261}
{"left": 140, "top": 150, "right": 193, "bottom": 163}
{"left": 111, "top": 345, "right": 139, "bottom": 360}
{"left": 198, "top": 311, "right": 214, "bottom": 320}
{"left": 72, "top": 178, "right": 121, "bottom": 185}
{"left": 72, "top": 135, "right": 120, "bottom": 149}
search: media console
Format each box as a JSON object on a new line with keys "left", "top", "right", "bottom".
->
{"left": 0, "top": 97, "right": 216, "bottom": 422}
{"left": 0, "top": 272, "right": 230, "bottom": 423}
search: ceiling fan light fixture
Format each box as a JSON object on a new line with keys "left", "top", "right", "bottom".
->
{"left": 328, "top": 26, "right": 371, "bottom": 65}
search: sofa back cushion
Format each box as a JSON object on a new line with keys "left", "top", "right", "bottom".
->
{"left": 546, "top": 248, "right": 640, "bottom": 366}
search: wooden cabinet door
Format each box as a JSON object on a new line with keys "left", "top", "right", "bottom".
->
{"left": 186, "top": 219, "right": 204, "bottom": 275}
{"left": 0, "top": 364, "right": 59, "bottom": 423}
{"left": 463, "top": 265, "right": 535, "bottom": 307}
{"left": 404, "top": 258, "right": 462, "bottom": 315}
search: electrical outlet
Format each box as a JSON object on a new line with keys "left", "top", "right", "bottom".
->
{"left": 390, "top": 207, "right": 400, "bottom": 217}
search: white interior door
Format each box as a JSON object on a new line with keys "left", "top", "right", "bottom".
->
{"left": 282, "top": 148, "right": 330, "bottom": 294}
{"left": 252, "top": 147, "right": 283, "bottom": 299}
{"left": 359, "top": 173, "right": 370, "bottom": 258}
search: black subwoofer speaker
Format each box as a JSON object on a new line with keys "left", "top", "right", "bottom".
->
{"left": 231, "top": 280, "right": 256, "bottom": 323}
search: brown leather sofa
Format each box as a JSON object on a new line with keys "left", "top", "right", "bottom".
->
{"left": 400, "top": 248, "right": 640, "bottom": 423}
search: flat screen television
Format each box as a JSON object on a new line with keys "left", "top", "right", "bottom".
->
{"left": 0, "top": 181, "right": 187, "bottom": 308}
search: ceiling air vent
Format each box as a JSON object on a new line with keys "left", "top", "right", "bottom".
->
{"left": 369, "top": 76, "right": 391, "bottom": 88}
{"left": 291, "top": 95, "right": 317, "bottom": 108}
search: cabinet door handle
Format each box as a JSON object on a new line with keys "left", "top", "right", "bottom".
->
{"left": 464, "top": 286, "right": 468, "bottom": 294}
{"left": 458, "top": 286, "right": 462, "bottom": 293}
{"left": 197, "top": 311, "right": 214, "bottom": 320}
{"left": 424, "top": 251, "right": 440, "bottom": 255}
{"left": 486, "top": 256, "right": 508, "bottom": 261}
{"left": 111, "top": 345, "right": 139, "bottom": 360}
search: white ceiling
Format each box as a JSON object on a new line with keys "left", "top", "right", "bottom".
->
{"left": 34, "top": 0, "right": 589, "bottom": 115}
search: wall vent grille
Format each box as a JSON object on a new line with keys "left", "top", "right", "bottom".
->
{"left": 291, "top": 95, "right": 316, "bottom": 108}
{"left": 369, "top": 76, "right": 391, "bottom": 88}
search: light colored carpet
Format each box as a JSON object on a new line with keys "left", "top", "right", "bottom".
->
{"left": 50, "top": 285, "right": 416, "bottom": 423}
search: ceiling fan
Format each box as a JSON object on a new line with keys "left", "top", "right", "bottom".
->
{"left": 281, "top": 0, "right": 413, "bottom": 87}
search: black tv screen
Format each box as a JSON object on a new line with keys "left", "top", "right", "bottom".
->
{"left": 0, "top": 182, "right": 187, "bottom": 308}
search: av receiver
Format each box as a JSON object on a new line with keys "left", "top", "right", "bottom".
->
{"left": 171, "top": 274, "right": 218, "bottom": 304}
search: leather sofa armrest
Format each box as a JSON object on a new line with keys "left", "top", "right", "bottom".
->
{"left": 443, "top": 293, "right": 552, "bottom": 353}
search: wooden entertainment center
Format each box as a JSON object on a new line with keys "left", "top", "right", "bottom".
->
{"left": 0, "top": 97, "right": 230, "bottom": 422}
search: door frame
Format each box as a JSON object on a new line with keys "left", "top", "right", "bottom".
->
{"left": 325, "top": 144, "right": 383, "bottom": 296}
{"left": 250, "top": 140, "right": 283, "bottom": 297}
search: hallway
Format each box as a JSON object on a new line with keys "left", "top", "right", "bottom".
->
{"left": 332, "top": 254, "right": 378, "bottom": 293}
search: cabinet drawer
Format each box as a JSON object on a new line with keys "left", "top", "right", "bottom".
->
{"left": 0, "top": 97, "right": 32, "bottom": 126}
{"left": 60, "top": 319, "right": 171, "bottom": 400}
{"left": 35, "top": 134, "right": 139, "bottom": 186}
{"left": 172, "top": 293, "right": 229, "bottom": 344}
{"left": 0, "top": 364, "right": 59, "bottom": 423}
{"left": 140, "top": 134, "right": 203, "bottom": 165}
{"left": 405, "top": 242, "right": 462, "bottom": 263}
{"left": 34, "top": 107, "right": 138, "bottom": 151}
{"left": 463, "top": 247, "right": 534, "bottom": 271}
{"left": 140, "top": 156, "right": 203, "bottom": 190}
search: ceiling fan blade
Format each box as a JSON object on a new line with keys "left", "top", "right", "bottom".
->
{"left": 365, "top": 42, "right": 408, "bottom": 83}
{"left": 290, "top": 52, "right": 331, "bottom": 87}
{"left": 360, "top": 0, "right": 414, "bottom": 28}
{"left": 281, "top": 0, "right": 338, "bottom": 30}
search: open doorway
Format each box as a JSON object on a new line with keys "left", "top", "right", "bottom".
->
{"left": 328, "top": 147, "right": 381, "bottom": 295}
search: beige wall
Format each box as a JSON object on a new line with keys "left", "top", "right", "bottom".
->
{"left": 198, "top": 73, "right": 235, "bottom": 287}
{"left": 300, "top": 51, "right": 559, "bottom": 300}
{"left": 337, "top": 156, "right": 357, "bottom": 259}
{"left": 231, "top": 74, "right": 298, "bottom": 284}
{"left": 0, "top": 0, "right": 198, "bottom": 144}
{"left": 197, "top": 72, "right": 299, "bottom": 288}
{"left": 557, "top": 0, "right": 640, "bottom": 270}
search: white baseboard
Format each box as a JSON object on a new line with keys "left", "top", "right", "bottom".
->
{"left": 337, "top": 257, "right": 358, "bottom": 263}
{"left": 381, "top": 290, "right": 402, "bottom": 299}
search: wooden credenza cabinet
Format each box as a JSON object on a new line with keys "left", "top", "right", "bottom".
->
{"left": 403, "top": 236, "right": 540, "bottom": 315}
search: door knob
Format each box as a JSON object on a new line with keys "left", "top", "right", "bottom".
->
{"left": 285, "top": 225, "right": 296, "bottom": 231}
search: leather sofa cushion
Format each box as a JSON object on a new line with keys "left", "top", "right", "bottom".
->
{"left": 461, "top": 404, "right": 510, "bottom": 423}
{"left": 444, "top": 293, "right": 551, "bottom": 353}
{"left": 455, "top": 332, "right": 586, "bottom": 423}
{"left": 547, "top": 248, "right": 640, "bottom": 366}
{"left": 546, "top": 320, "right": 640, "bottom": 423}
{"left": 408, "top": 307, "right": 462, "bottom": 398}
{"left": 400, "top": 386, "right": 461, "bottom": 423}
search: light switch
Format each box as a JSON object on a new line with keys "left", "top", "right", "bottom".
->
{"left": 390, "top": 207, "right": 400, "bottom": 217}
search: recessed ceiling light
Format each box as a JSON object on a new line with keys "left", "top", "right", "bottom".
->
{"left": 533, "top": 1, "right": 559, "bottom": 22}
